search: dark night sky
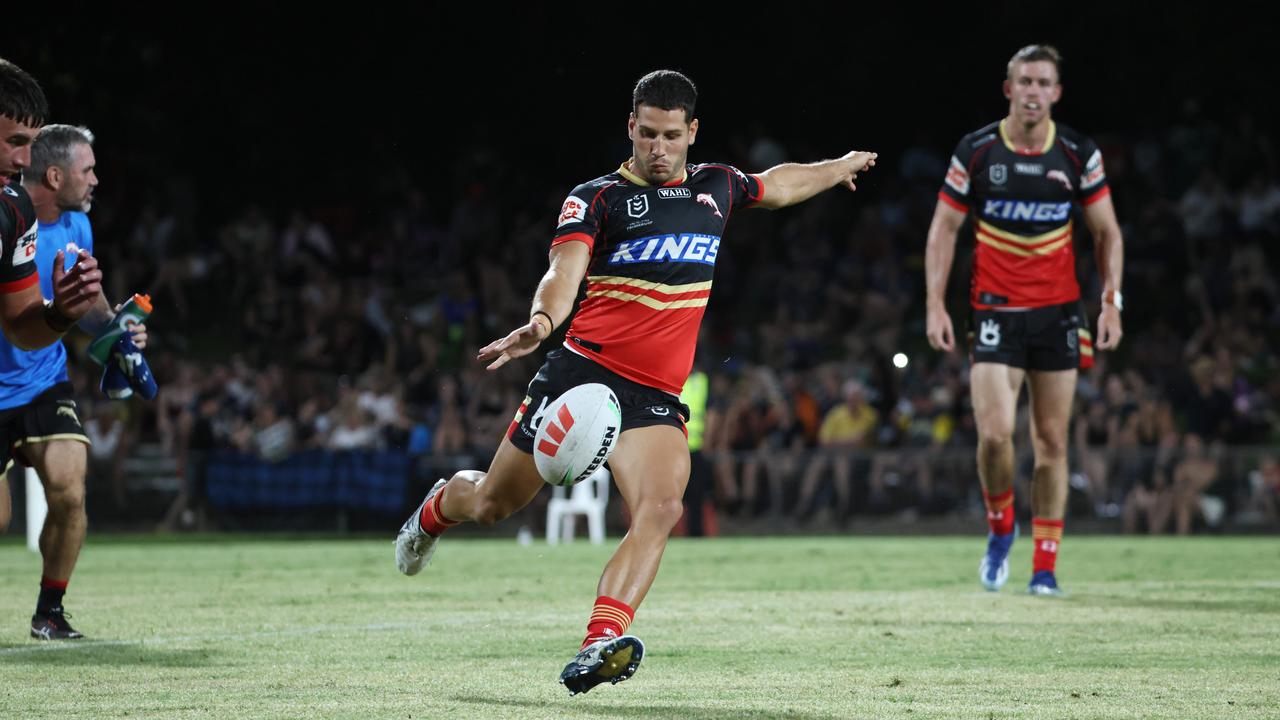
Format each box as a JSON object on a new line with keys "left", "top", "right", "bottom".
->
{"left": 8, "top": 4, "right": 1275, "bottom": 219}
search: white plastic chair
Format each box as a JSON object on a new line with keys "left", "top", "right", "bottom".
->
{"left": 546, "top": 467, "right": 610, "bottom": 545}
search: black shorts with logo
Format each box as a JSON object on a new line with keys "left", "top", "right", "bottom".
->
{"left": 968, "top": 300, "right": 1081, "bottom": 371}
{"left": 507, "top": 348, "right": 690, "bottom": 454}
{"left": 0, "top": 382, "right": 90, "bottom": 473}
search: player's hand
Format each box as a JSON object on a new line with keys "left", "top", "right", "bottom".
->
{"left": 927, "top": 304, "right": 955, "bottom": 352}
{"left": 115, "top": 301, "right": 149, "bottom": 349}
{"left": 51, "top": 249, "right": 102, "bottom": 322}
{"left": 1096, "top": 304, "right": 1123, "bottom": 350}
{"left": 477, "top": 321, "right": 546, "bottom": 371}
{"left": 839, "top": 151, "right": 878, "bottom": 191}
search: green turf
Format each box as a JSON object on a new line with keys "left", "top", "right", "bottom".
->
{"left": 1, "top": 534, "right": 1277, "bottom": 719}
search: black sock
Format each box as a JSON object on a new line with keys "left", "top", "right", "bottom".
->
{"left": 37, "top": 582, "right": 67, "bottom": 615}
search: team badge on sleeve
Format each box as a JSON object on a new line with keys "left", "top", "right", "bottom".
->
{"left": 12, "top": 223, "right": 36, "bottom": 266}
{"left": 558, "top": 196, "right": 588, "bottom": 228}
{"left": 1080, "top": 150, "right": 1106, "bottom": 190}
{"left": 945, "top": 156, "right": 970, "bottom": 195}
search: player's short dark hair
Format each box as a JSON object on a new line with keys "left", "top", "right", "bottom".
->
{"left": 29, "top": 124, "right": 94, "bottom": 181}
{"left": 0, "top": 58, "right": 49, "bottom": 127}
{"left": 633, "top": 70, "right": 697, "bottom": 123}
{"left": 1007, "top": 44, "right": 1062, "bottom": 80}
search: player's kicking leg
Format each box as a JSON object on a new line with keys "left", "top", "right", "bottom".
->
{"left": 560, "top": 424, "right": 689, "bottom": 695}
{"left": 395, "top": 434, "right": 545, "bottom": 575}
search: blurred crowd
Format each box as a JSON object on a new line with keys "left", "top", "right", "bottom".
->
{"left": 65, "top": 104, "right": 1279, "bottom": 533}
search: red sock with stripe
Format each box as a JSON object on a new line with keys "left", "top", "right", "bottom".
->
{"left": 418, "top": 485, "right": 459, "bottom": 536}
{"left": 1032, "top": 518, "right": 1064, "bottom": 573}
{"left": 983, "top": 489, "right": 1015, "bottom": 536}
{"left": 582, "top": 595, "right": 634, "bottom": 649}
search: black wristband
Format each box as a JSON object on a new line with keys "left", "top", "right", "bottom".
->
{"left": 531, "top": 310, "right": 555, "bottom": 333}
{"left": 43, "top": 301, "right": 75, "bottom": 333}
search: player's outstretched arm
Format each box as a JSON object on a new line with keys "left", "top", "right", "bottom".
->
{"left": 477, "top": 240, "right": 590, "bottom": 371}
{"left": 1083, "top": 194, "right": 1124, "bottom": 350}
{"left": 0, "top": 248, "right": 102, "bottom": 350}
{"left": 754, "top": 150, "right": 878, "bottom": 209}
{"left": 925, "top": 200, "right": 966, "bottom": 353}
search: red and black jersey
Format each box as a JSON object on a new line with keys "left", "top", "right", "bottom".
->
{"left": 938, "top": 120, "right": 1109, "bottom": 309}
{"left": 552, "top": 160, "right": 764, "bottom": 395}
{"left": 0, "top": 179, "right": 40, "bottom": 295}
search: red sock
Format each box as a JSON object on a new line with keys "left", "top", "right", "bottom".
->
{"left": 418, "top": 485, "right": 459, "bottom": 536}
{"left": 983, "top": 489, "right": 1015, "bottom": 535}
{"left": 1032, "top": 518, "right": 1064, "bottom": 573}
{"left": 582, "top": 595, "right": 634, "bottom": 649}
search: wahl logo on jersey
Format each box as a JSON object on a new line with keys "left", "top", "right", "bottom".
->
{"left": 608, "top": 233, "right": 720, "bottom": 266}
{"left": 989, "top": 164, "right": 1008, "bottom": 185}
{"left": 696, "top": 193, "right": 722, "bottom": 218}
{"left": 627, "top": 195, "right": 650, "bottom": 218}
{"left": 1047, "top": 169, "right": 1073, "bottom": 191}
{"left": 657, "top": 187, "right": 691, "bottom": 199}
{"left": 558, "top": 196, "right": 587, "bottom": 228}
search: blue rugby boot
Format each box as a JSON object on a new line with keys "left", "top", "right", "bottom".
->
{"left": 979, "top": 525, "right": 1017, "bottom": 591}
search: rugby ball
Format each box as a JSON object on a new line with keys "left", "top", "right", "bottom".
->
{"left": 533, "top": 383, "right": 621, "bottom": 487}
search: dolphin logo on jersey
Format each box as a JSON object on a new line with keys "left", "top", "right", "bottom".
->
{"left": 57, "top": 406, "right": 81, "bottom": 426}
{"left": 1047, "top": 169, "right": 1073, "bottom": 191}
{"left": 696, "top": 193, "right": 722, "bottom": 218}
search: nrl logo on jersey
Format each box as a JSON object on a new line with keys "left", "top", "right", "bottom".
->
{"left": 627, "top": 195, "right": 650, "bottom": 218}
{"left": 657, "top": 187, "right": 691, "bottom": 199}
{"left": 989, "top": 164, "right": 1008, "bottom": 185}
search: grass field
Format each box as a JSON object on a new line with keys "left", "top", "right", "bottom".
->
{"left": 1, "top": 534, "right": 1278, "bottom": 719}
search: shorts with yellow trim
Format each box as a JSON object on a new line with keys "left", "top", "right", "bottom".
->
{"left": 968, "top": 300, "right": 1081, "bottom": 372}
{"left": 0, "top": 382, "right": 90, "bottom": 472}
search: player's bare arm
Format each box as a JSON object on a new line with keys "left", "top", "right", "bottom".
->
{"left": 0, "top": 248, "right": 101, "bottom": 350}
{"left": 74, "top": 293, "right": 149, "bottom": 349}
{"left": 754, "top": 150, "right": 878, "bottom": 209}
{"left": 1083, "top": 193, "right": 1124, "bottom": 350}
{"left": 924, "top": 200, "right": 967, "bottom": 352}
{"left": 477, "top": 240, "right": 590, "bottom": 370}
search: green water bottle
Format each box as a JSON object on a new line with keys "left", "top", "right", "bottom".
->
{"left": 87, "top": 294, "right": 152, "bottom": 365}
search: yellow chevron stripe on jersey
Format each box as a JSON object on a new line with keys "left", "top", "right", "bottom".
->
{"left": 976, "top": 219, "right": 1073, "bottom": 246}
{"left": 588, "top": 275, "right": 714, "bottom": 295}
{"left": 617, "top": 158, "right": 687, "bottom": 187}
{"left": 977, "top": 234, "right": 1072, "bottom": 257}
{"left": 587, "top": 289, "right": 710, "bottom": 310}
{"left": 999, "top": 119, "right": 1056, "bottom": 155}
